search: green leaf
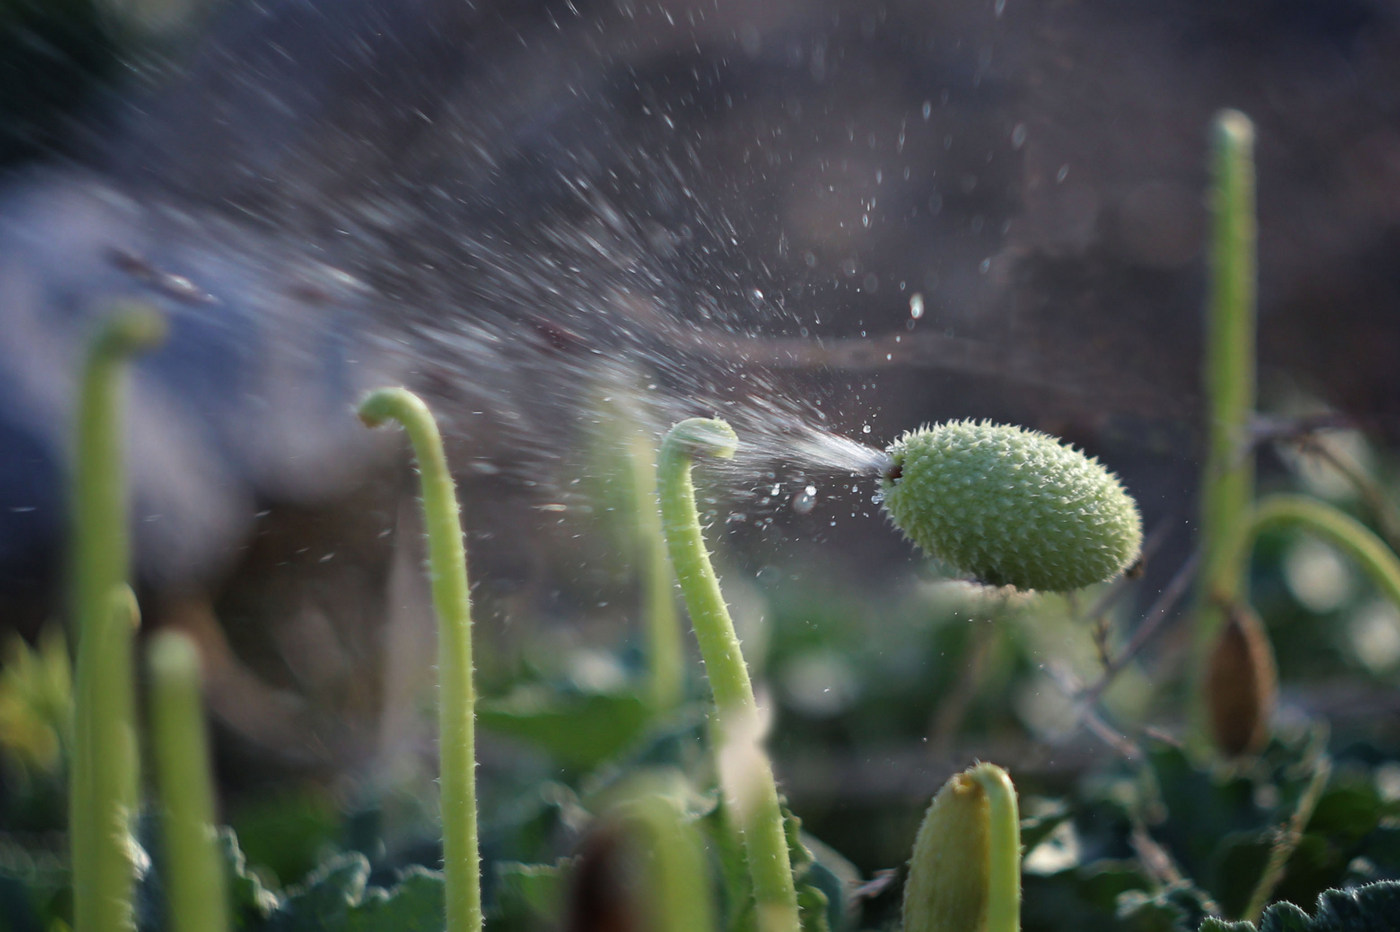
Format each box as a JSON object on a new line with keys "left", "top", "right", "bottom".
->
{"left": 248, "top": 853, "right": 444, "bottom": 932}
{"left": 797, "top": 884, "right": 831, "bottom": 932}
{"left": 1116, "top": 884, "right": 1217, "bottom": 932}
{"left": 782, "top": 800, "right": 856, "bottom": 932}
{"left": 264, "top": 855, "right": 369, "bottom": 931}
{"left": 1021, "top": 804, "right": 1075, "bottom": 862}
{"left": 1197, "top": 881, "right": 1400, "bottom": 932}
{"left": 339, "top": 869, "right": 445, "bottom": 932}
{"left": 216, "top": 827, "right": 280, "bottom": 925}
{"left": 492, "top": 859, "right": 572, "bottom": 928}
{"left": 478, "top": 687, "right": 653, "bottom": 771}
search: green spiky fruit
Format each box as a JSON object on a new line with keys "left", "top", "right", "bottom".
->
{"left": 880, "top": 421, "right": 1142, "bottom": 592}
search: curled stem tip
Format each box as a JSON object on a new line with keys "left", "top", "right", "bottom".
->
{"left": 91, "top": 304, "right": 169, "bottom": 360}
{"left": 357, "top": 386, "right": 429, "bottom": 430}
{"left": 148, "top": 629, "right": 200, "bottom": 686}
{"left": 661, "top": 417, "right": 738, "bottom": 462}
{"left": 1213, "top": 109, "right": 1255, "bottom": 150}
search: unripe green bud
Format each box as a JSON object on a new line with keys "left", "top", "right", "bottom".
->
{"left": 904, "top": 762, "right": 1021, "bottom": 932}
{"left": 880, "top": 421, "right": 1142, "bottom": 592}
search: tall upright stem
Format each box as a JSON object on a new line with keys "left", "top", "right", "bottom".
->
{"left": 630, "top": 429, "right": 683, "bottom": 711}
{"left": 359, "top": 388, "right": 481, "bottom": 932}
{"left": 1193, "top": 110, "right": 1257, "bottom": 748}
{"left": 656, "top": 418, "right": 799, "bottom": 932}
{"left": 148, "top": 631, "right": 230, "bottom": 932}
{"left": 69, "top": 306, "right": 165, "bottom": 932}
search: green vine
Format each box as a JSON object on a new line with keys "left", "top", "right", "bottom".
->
{"left": 69, "top": 305, "right": 165, "bottom": 932}
{"left": 656, "top": 417, "right": 800, "bottom": 932}
{"left": 359, "top": 388, "right": 482, "bottom": 932}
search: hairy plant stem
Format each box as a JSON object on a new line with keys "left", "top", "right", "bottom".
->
{"left": 148, "top": 631, "right": 230, "bottom": 932}
{"left": 1192, "top": 109, "right": 1257, "bottom": 751}
{"left": 69, "top": 306, "right": 165, "bottom": 932}
{"left": 359, "top": 388, "right": 481, "bottom": 932}
{"left": 656, "top": 418, "right": 799, "bottom": 932}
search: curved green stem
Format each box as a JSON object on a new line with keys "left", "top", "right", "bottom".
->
{"left": 1241, "top": 494, "right": 1400, "bottom": 610}
{"left": 69, "top": 305, "right": 165, "bottom": 932}
{"left": 656, "top": 418, "right": 799, "bottom": 932}
{"left": 359, "top": 388, "right": 481, "bottom": 932}
{"left": 970, "top": 764, "right": 1022, "bottom": 932}
{"left": 148, "top": 631, "right": 230, "bottom": 932}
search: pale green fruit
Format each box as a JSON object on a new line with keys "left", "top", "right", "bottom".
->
{"left": 880, "top": 421, "right": 1142, "bottom": 592}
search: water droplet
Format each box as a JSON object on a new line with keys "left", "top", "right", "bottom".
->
{"left": 792, "top": 485, "right": 817, "bottom": 515}
{"left": 921, "top": 100, "right": 932, "bottom": 120}
{"left": 909, "top": 293, "right": 925, "bottom": 319}
{"left": 862, "top": 424, "right": 872, "bottom": 434}
{"left": 1057, "top": 163, "right": 1070, "bottom": 183}
{"left": 995, "top": 0, "right": 1006, "bottom": 16}
{"left": 1011, "top": 122, "right": 1027, "bottom": 149}
{"left": 979, "top": 258, "right": 991, "bottom": 274}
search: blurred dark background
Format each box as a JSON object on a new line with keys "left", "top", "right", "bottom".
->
{"left": 1, "top": 0, "right": 1398, "bottom": 805}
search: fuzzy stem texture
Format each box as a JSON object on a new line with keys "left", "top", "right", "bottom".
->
{"left": 1193, "top": 110, "right": 1257, "bottom": 749}
{"left": 359, "top": 388, "right": 481, "bottom": 932}
{"left": 148, "top": 631, "right": 230, "bottom": 932}
{"left": 656, "top": 418, "right": 799, "bottom": 932}
{"left": 69, "top": 306, "right": 165, "bottom": 932}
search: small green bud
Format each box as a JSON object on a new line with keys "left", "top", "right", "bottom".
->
{"left": 880, "top": 421, "right": 1142, "bottom": 592}
{"left": 904, "top": 762, "right": 1021, "bottom": 932}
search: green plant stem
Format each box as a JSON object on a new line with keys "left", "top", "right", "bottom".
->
{"left": 656, "top": 418, "right": 799, "bottom": 932}
{"left": 1241, "top": 743, "right": 1330, "bottom": 923}
{"left": 148, "top": 631, "right": 230, "bottom": 932}
{"left": 1193, "top": 109, "right": 1257, "bottom": 750}
{"left": 359, "top": 388, "right": 481, "bottom": 932}
{"left": 1242, "top": 495, "right": 1400, "bottom": 610}
{"left": 630, "top": 429, "right": 683, "bottom": 711}
{"left": 69, "top": 306, "right": 165, "bottom": 932}
{"left": 970, "top": 763, "right": 1022, "bottom": 932}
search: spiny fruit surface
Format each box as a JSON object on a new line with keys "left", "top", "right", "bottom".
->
{"left": 880, "top": 421, "right": 1142, "bottom": 592}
